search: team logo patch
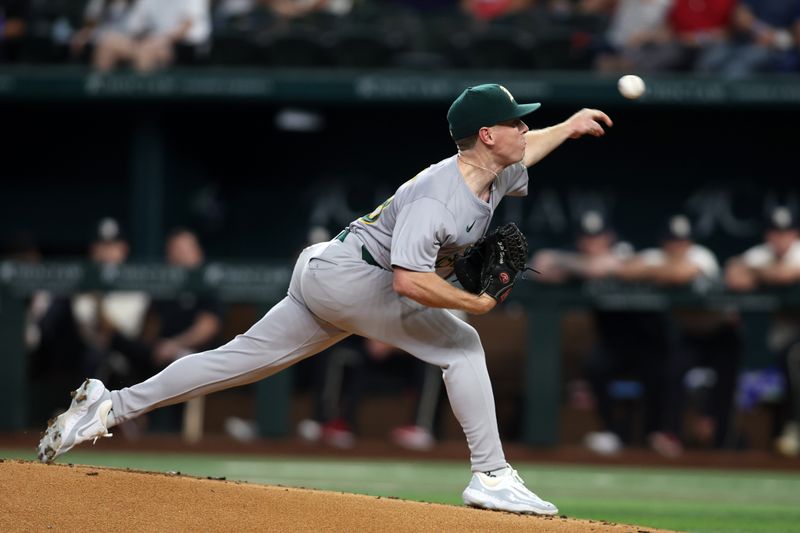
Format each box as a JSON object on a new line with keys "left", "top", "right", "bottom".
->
{"left": 500, "top": 272, "right": 510, "bottom": 284}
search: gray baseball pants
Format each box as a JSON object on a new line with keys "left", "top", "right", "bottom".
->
{"left": 109, "top": 233, "right": 507, "bottom": 472}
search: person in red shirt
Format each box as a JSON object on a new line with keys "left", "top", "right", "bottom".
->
{"left": 605, "top": 0, "right": 735, "bottom": 72}
{"left": 670, "top": 0, "right": 735, "bottom": 40}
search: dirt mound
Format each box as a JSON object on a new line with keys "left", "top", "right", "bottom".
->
{"left": 0, "top": 460, "right": 670, "bottom": 532}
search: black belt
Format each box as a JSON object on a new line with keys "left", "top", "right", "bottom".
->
{"left": 335, "top": 229, "right": 382, "bottom": 269}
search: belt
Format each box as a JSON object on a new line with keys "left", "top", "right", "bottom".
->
{"left": 335, "top": 229, "right": 383, "bottom": 269}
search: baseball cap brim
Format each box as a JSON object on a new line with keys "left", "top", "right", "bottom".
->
{"left": 512, "top": 103, "right": 541, "bottom": 118}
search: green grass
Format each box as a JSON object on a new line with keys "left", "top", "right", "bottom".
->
{"left": 3, "top": 448, "right": 800, "bottom": 533}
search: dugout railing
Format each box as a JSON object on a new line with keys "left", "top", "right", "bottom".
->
{"left": 2, "top": 260, "right": 798, "bottom": 446}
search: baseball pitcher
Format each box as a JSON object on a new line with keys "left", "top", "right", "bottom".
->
{"left": 38, "top": 83, "right": 612, "bottom": 515}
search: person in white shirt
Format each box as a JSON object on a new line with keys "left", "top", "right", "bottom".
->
{"left": 93, "top": 0, "right": 210, "bottom": 73}
{"left": 726, "top": 206, "right": 800, "bottom": 457}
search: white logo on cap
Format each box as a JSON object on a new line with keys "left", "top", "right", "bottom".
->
{"left": 582, "top": 211, "right": 604, "bottom": 234}
{"left": 498, "top": 85, "right": 515, "bottom": 102}
{"left": 773, "top": 207, "right": 792, "bottom": 229}
{"left": 670, "top": 215, "right": 691, "bottom": 238}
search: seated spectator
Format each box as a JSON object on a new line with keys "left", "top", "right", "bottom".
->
{"left": 698, "top": 0, "right": 800, "bottom": 77}
{"left": 618, "top": 215, "right": 742, "bottom": 451}
{"left": 0, "top": 0, "right": 28, "bottom": 63}
{"left": 725, "top": 206, "right": 800, "bottom": 457}
{"left": 70, "top": 0, "right": 134, "bottom": 63}
{"left": 94, "top": 0, "right": 211, "bottom": 73}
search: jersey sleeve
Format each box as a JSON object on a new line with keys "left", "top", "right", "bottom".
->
{"left": 125, "top": 0, "right": 148, "bottom": 34}
{"left": 498, "top": 162, "right": 528, "bottom": 197}
{"left": 688, "top": 246, "right": 720, "bottom": 278}
{"left": 638, "top": 248, "right": 664, "bottom": 266}
{"left": 741, "top": 245, "right": 772, "bottom": 268}
{"left": 390, "top": 198, "right": 456, "bottom": 272}
{"left": 184, "top": 0, "right": 206, "bottom": 22}
{"left": 785, "top": 242, "right": 800, "bottom": 267}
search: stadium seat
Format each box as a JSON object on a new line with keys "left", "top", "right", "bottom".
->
{"left": 450, "top": 28, "right": 537, "bottom": 70}
{"left": 260, "top": 31, "right": 331, "bottom": 68}
{"left": 329, "top": 28, "right": 403, "bottom": 68}
{"left": 208, "top": 35, "right": 264, "bottom": 67}
{"left": 20, "top": 36, "right": 65, "bottom": 64}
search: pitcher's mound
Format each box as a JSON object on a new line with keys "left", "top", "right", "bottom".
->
{"left": 0, "top": 460, "right": 670, "bottom": 532}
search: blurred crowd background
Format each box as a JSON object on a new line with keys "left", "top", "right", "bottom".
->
{"left": 0, "top": 0, "right": 799, "bottom": 75}
{"left": 2, "top": 0, "right": 800, "bottom": 464}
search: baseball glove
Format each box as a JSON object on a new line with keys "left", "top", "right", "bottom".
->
{"left": 454, "top": 222, "right": 531, "bottom": 302}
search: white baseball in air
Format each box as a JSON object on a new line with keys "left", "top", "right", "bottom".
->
{"left": 618, "top": 74, "right": 646, "bottom": 100}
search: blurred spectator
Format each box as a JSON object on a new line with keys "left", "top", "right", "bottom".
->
{"left": 0, "top": 0, "right": 28, "bottom": 63}
{"left": 725, "top": 206, "right": 800, "bottom": 292}
{"left": 616, "top": 214, "right": 719, "bottom": 287}
{"left": 532, "top": 210, "right": 633, "bottom": 283}
{"left": 725, "top": 206, "right": 800, "bottom": 457}
{"left": 70, "top": 0, "right": 134, "bottom": 63}
{"left": 585, "top": 0, "right": 673, "bottom": 72}
{"left": 94, "top": 0, "right": 211, "bottom": 73}
{"left": 589, "top": 0, "right": 735, "bottom": 73}
{"left": 658, "top": 0, "right": 735, "bottom": 72}
{"left": 698, "top": 0, "right": 800, "bottom": 77}
{"left": 618, "top": 215, "right": 742, "bottom": 452}
{"left": 29, "top": 218, "right": 149, "bottom": 420}
{"left": 533, "top": 211, "right": 678, "bottom": 456}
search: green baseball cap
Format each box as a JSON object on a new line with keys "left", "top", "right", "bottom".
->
{"left": 447, "top": 84, "right": 541, "bottom": 140}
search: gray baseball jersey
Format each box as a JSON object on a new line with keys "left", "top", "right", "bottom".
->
{"left": 351, "top": 155, "right": 528, "bottom": 278}
{"left": 108, "top": 154, "right": 529, "bottom": 473}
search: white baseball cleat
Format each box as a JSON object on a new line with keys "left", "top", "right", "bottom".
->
{"left": 462, "top": 465, "right": 558, "bottom": 515}
{"left": 37, "top": 378, "right": 113, "bottom": 464}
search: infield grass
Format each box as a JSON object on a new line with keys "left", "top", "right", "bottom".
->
{"left": 3, "top": 448, "right": 799, "bottom": 533}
